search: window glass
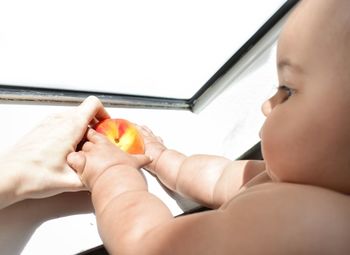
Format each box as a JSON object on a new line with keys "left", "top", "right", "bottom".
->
{"left": 0, "top": 0, "right": 286, "bottom": 98}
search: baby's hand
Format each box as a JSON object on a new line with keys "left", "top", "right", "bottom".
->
{"left": 67, "top": 129, "right": 151, "bottom": 190}
{"left": 137, "top": 125, "right": 167, "bottom": 174}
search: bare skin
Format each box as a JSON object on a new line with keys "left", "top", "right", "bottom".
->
{"left": 0, "top": 96, "right": 110, "bottom": 210}
{"left": 68, "top": 1, "right": 350, "bottom": 254}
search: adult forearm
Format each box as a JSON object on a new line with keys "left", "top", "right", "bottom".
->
{"left": 0, "top": 159, "right": 21, "bottom": 210}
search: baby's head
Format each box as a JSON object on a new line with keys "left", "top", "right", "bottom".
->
{"left": 260, "top": 0, "right": 350, "bottom": 193}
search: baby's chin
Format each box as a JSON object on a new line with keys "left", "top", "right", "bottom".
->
{"left": 265, "top": 167, "right": 279, "bottom": 182}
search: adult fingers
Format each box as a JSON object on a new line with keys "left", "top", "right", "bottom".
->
{"left": 70, "top": 96, "right": 110, "bottom": 146}
{"left": 77, "top": 96, "right": 110, "bottom": 126}
{"left": 88, "top": 117, "right": 99, "bottom": 127}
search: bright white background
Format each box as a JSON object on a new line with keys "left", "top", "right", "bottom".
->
{"left": 0, "top": 0, "right": 285, "bottom": 98}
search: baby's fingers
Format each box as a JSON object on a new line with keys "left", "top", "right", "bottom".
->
{"left": 137, "top": 125, "right": 163, "bottom": 143}
{"left": 134, "top": 154, "right": 153, "bottom": 168}
{"left": 67, "top": 151, "right": 86, "bottom": 175}
{"left": 86, "top": 128, "right": 110, "bottom": 144}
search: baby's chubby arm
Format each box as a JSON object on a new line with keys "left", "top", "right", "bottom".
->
{"left": 67, "top": 129, "right": 174, "bottom": 254}
{"left": 68, "top": 135, "right": 338, "bottom": 255}
{"left": 66, "top": 130, "right": 268, "bottom": 254}
{"left": 139, "top": 126, "right": 266, "bottom": 208}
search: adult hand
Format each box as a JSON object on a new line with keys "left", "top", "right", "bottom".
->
{"left": 0, "top": 96, "right": 110, "bottom": 209}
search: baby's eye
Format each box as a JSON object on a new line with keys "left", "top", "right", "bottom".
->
{"left": 277, "top": 85, "right": 295, "bottom": 101}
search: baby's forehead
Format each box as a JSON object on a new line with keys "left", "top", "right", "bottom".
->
{"left": 276, "top": 1, "right": 350, "bottom": 86}
{"left": 281, "top": 1, "right": 350, "bottom": 59}
{"left": 299, "top": 0, "right": 350, "bottom": 40}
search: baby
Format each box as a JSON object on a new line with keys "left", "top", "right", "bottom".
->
{"left": 68, "top": 0, "right": 350, "bottom": 254}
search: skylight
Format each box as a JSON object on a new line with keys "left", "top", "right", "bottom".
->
{"left": 0, "top": 0, "right": 288, "bottom": 99}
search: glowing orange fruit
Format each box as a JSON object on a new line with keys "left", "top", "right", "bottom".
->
{"left": 93, "top": 118, "right": 145, "bottom": 154}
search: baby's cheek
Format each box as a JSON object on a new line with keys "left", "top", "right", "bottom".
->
{"left": 260, "top": 117, "right": 288, "bottom": 181}
{"left": 260, "top": 118, "right": 275, "bottom": 161}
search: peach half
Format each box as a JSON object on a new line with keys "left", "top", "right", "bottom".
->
{"left": 93, "top": 118, "right": 145, "bottom": 154}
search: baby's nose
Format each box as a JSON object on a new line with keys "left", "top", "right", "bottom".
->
{"left": 261, "top": 99, "right": 272, "bottom": 117}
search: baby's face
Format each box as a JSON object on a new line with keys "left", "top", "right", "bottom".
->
{"left": 260, "top": 0, "right": 350, "bottom": 193}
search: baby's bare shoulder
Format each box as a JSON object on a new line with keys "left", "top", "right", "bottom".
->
{"left": 234, "top": 181, "right": 350, "bottom": 201}
{"left": 226, "top": 182, "right": 350, "bottom": 219}
{"left": 221, "top": 183, "right": 350, "bottom": 254}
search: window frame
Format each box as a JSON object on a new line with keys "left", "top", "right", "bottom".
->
{"left": 0, "top": 0, "right": 299, "bottom": 112}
